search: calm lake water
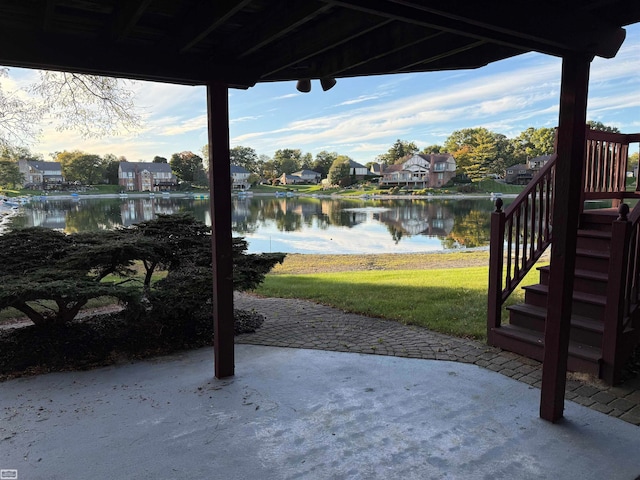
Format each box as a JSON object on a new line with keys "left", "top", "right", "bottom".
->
{"left": 8, "top": 195, "right": 512, "bottom": 254}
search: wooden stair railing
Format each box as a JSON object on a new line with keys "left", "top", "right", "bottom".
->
{"left": 487, "top": 154, "right": 556, "bottom": 342}
{"left": 582, "top": 129, "right": 640, "bottom": 208}
{"left": 488, "top": 128, "right": 640, "bottom": 382}
{"left": 602, "top": 201, "right": 640, "bottom": 384}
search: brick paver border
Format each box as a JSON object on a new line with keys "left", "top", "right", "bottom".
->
{"left": 235, "top": 293, "right": 640, "bottom": 426}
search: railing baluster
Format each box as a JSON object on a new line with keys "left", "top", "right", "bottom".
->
{"left": 514, "top": 205, "right": 521, "bottom": 283}
{"left": 538, "top": 181, "right": 544, "bottom": 249}
{"left": 585, "top": 139, "right": 593, "bottom": 192}
{"left": 506, "top": 217, "right": 513, "bottom": 288}
{"left": 531, "top": 186, "right": 537, "bottom": 260}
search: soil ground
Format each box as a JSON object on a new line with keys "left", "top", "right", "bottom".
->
{"left": 270, "top": 250, "right": 493, "bottom": 275}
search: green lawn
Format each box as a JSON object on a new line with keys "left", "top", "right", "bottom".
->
{"left": 255, "top": 265, "right": 539, "bottom": 340}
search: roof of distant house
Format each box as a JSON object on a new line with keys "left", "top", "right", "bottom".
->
{"left": 348, "top": 160, "right": 367, "bottom": 169}
{"left": 25, "top": 161, "right": 62, "bottom": 171}
{"left": 530, "top": 154, "right": 554, "bottom": 163}
{"left": 231, "top": 165, "right": 250, "bottom": 174}
{"left": 382, "top": 164, "right": 404, "bottom": 173}
{"left": 506, "top": 164, "right": 531, "bottom": 171}
{"left": 407, "top": 153, "right": 454, "bottom": 163}
{"left": 292, "top": 169, "right": 321, "bottom": 176}
{"left": 119, "top": 162, "right": 173, "bottom": 174}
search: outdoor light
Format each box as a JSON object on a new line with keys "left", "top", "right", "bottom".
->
{"left": 320, "top": 77, "right": 337, "bottom": 91}
{"left": 296, "top": 79, "right": 311, "bottom": 93}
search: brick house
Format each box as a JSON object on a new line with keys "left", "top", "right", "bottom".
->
{"left": 118, "top": 162, "right": 178, "bottom": 192}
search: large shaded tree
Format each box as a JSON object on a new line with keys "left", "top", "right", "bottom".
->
{"left": 313, "top": 151, "right": 337, "bottom": 177}
{"left": 170, "top": 151, "right": 206, "bottom": 184}
{"left": 328, "top": 155, "right": 352, "bottom": 186}
{"left": 377, "top": 139, "right": 418, "bottom": 165}
{"left": 56, "top": 150, "right": 105, "bottom": 184}
{"left": 511, "top": 127, "right": 555, "bottom": 163}
{"left": 0, "top": 160, "right": 24, "bottom": 188}
{"left": 102, "top": 153, "right": 123, "bottom": 185}
{"left": 230, "top": 146, "right": 259, "bottom": 173}
{"left": 273, "top": 149, "right": 303, "bottom": 175}
{"left": 587, "top": 121, "right": 620, "bottom": 133}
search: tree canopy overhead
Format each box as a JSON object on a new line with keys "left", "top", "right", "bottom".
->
{"left": 0, "top": 68, "right": 141, "bottom": 149}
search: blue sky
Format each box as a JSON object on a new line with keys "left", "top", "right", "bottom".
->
{"left": 4, "top": 23, "right": 640, "bottom": 164}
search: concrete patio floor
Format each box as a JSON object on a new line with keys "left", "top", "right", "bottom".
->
{"left": 2, "top": 345, "right": 639, "bottom": 480}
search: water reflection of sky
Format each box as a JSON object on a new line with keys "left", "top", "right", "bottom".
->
{"left": 245, "top": 220, "right": 446, "bottom": 254}
{"left": 11, "top": 196, "right": 512, "bottom": 255}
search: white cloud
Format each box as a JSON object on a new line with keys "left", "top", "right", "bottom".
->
{"left": 158, "top": 114, "right": 207, "bottom": 136}
{"left": 273, "top": 93, "right": 300, "bottom": 100}
{"left": 230, "top": 115, "right": 262, "bottom": 124}
{"left": 336, "top": 94, "right": 385, "bottom": 106}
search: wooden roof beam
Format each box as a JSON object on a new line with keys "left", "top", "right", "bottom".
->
{"left": 177, "top": 0, "right": 252, "bottom": 54}
{"left": 234, "top": 2, "right": 333, "bottom": 59}
{"left": 111, "top": 0, "right": 153, "bottom": 42}
{"left": 42, "top": 0, "right": 56, "bottom": 31}
{"left": 0, "top": 27, "right": 258, "bottom": 87}
{"left": 253, "top": 9, "right": 392, "bottom": 80}
{"left": 308, "top": 31, "right": 488, "bottom": 78}
{"left": 323, "top": 0, "right": 626, "bottom": 58}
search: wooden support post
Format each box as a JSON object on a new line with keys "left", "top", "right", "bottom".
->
{"left": 487, "top": 198, "right": 505, "bottom": 344}
{"left": 207, "top": 81, "right": 234, "bottom": 379}
{"left": 540, "top": 54, "right": 591, "bottom": 422}
{"left": 601, "top": 204, "right": 631, "bottom": 384}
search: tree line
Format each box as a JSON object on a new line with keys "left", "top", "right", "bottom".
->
{"left": 1, "top": 121, "right": 635, "bottom": 190}
{"left": 0, "top": 147, "right": 212, "bottom": 189}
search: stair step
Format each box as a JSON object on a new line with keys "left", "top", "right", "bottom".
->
{"left": 575, "top": 248, "right": 611, "bottom": 273}
{"left": 576, "top": 229, "right": 611, "bottom": 251}
{"left": 508, "top": 303, "right": 603, "bottom": 332}
{"left": 523, "top": 283, "right": 606, "bottom": 305}
{"left": 537, "top": 265, "right": 608, "bottom": 295}
{"left": 507, "top": 303, "right": 604, "bottom": 346}
{"left": 491, "top": 324, "right": 602, "bottom": 376}
{"left": 580, "top": 210, "right": 617, "bottom": 232}
{"left": 522, "top": 284, "right": 605, "bottom": 320}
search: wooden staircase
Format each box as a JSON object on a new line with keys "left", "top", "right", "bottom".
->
{"left": 491, "top": 208, "right": 620, "bottom": 378}
{"left": 487, "top": 128, "right": 640, "bottom": 385}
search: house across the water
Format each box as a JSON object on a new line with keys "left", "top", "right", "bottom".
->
{"left": 18, "top": 160, "right": 64, "bottom": 189}
{"left": 380, "top": 154, "right": 456, "bottom": 188}
{"left": 118, "top": 162, "right": 178, "bottom": 192}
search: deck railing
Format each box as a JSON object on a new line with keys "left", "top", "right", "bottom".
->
{"left": 487, "top": 154, "right": 556, "bottom": 340}
{"left": 582, "top": 129, "right": 640, "bottom": 206}
{"left": 488, "top": 128, "right": 640, "bottom": 380}
{"left": 602, "top": 202, "right": 640, "bottom": 383}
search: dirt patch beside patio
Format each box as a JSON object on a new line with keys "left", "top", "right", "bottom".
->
{"left": 270, "top": 251, "right": 493, "bottom": 275}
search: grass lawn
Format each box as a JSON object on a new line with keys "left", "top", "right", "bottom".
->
{"left": 256, "top": 254, "right": 543, "bottom": 341}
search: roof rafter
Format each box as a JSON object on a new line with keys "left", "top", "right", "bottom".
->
{"left": 111, "top": 0, "right": 153, "bottom": 42}
{"left": 322, "top": 0, "right": 626, "bottom": 58}
{"left": 251, "top": 9, "right": 392, "bottom": 80}
{"left": 234, "top": 1, "right": 333, "bottom": 59}
{"left": 176, "top": 0, "right": 253, "bottom": 54}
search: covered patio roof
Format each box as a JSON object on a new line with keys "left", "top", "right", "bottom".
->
{"left": 0, "top": 0, "right": 638, "bottom": 86}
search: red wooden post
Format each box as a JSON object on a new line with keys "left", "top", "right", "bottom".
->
{"left": 601, "top": 203, "right": 631, "bottom": 384}
{"left": 207, "top": 81, "right": 235, "bottom": 379}
{"left": 540, "top": 54, "right": 591, "bottom": 423}
{"left": 487, "top": 198, "right": 505, "bottom": 344}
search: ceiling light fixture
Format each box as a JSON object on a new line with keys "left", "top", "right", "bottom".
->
{"left": 296, "top": 79, "right": 311, "bottom": 93}
{"left": 320, "top": 77, "right": 337, "bottom": 91}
